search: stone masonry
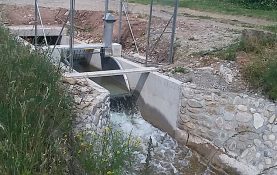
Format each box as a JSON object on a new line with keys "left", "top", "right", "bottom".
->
{"left": 177, "top": 83, "right": 277, "bottom": 175}
{"left": 62, "top": 77, "right": 110, "bottom": 133}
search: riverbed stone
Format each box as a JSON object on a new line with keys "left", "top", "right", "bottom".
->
{"left": 188, "top": 99, "right": 203, "bottom": 108}
{"left": 235, "top": 112, "right": 252, "bottom": 123}
{"left": 253, "top": 113, "right": 264, "bottom": 129}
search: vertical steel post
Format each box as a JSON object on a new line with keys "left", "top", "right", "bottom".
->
{"left": 69, "top": 0, "right": 75, "bottom": 72}
{"left": 145, "top": 0, "right": 154, "bottom": 66}
{"left": 118, "top": 0, "right": 123, "bottom": 43}
{"left": 105, "top": 0, "right": 109, "bottom": 17}
{"left": 168, "top": 0, "right": 179, "bottom": 64}
{"left": 35, "top": 0, "right": 38, "bottom": 50}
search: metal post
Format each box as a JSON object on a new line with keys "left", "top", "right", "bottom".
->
{"left": 145, "top": 0, "right": 154, "bottom": 66}
{"left": 168, "top": 0, "right": 179, "bottom": 64}
{"left": 118, "top": 0, "right": 123, "bottom": 43}
{"left": 35, "top": 0, "right": 38, "bottom": 50}
{"left": 69, "top": 0, "right": 75, "bottom": 72}
{"left": 105, "top": 0, "right": 109, "bottom": 17}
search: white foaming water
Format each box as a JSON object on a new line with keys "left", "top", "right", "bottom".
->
{"left": 110, "top": 111, "right": 192, "bottom": 175}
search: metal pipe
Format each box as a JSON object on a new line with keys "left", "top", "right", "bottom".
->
{"left": 34, "top": 0, "right": 38, "bottom": 50}
{"left": 69, "top": 0, "right": 75, "bottom": 72}
{"left": 118, "top": 0, "right": 123, "bottom": 43}
{"left": 50, "top": 13, "right": 70, "bottom": 56}
{"left": 105, "top": 0, "right": 109, "bottom": 17}
{"left": 168, "top": 0, "right": 179, "bottom": 64}
{"left": 36, "top": 2, "right": 48, "bottom": 46}
{"left": 145, "top": 0, "right": 153, "bottom": 66}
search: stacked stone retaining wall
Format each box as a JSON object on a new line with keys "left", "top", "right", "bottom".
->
{"left": 176, "top": 83, "right": 277, "bottom": 175}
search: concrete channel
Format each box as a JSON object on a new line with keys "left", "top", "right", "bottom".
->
{"left": 9, "top": 25, "right": 236, "bottom": 174}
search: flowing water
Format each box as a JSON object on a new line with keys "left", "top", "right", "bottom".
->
{"left": 74, "top": 58, "right": 217, "bottom": 175}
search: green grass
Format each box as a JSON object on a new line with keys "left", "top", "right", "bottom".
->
{"left": 0, "top": 26, "right": 73, "bottom": 174}
{"left": 264, "top": 25, "right": 277, "bottom": 33}
{"left": 129, "top": 0, "right": 277, "bottom": 21}
{"left": 0, "top": 26, "right": 139, "bottom": 174}
{"left": 73, "top": 127, "right": 139, "bottom": 175}
{"left": 214, "top": 30, "right": 277, "bottom": 100}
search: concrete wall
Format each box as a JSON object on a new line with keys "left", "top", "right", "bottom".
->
{"left": 114, "top": 57, "right": 182, "bottom": 136}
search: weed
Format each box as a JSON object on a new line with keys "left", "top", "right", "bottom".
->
{"left": 73, "top": 126, "right": 139, "bottom": 175}
{"left": 0, "top": 26, "right": 73, "bottom": 174}
{"left": 264, "top": 25, "right": 277, "bottom": 33}
{"left": 172, "top": 66, "right": 189, "bottom": 74}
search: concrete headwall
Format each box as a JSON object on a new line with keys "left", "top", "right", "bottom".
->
{"left": 114, "top": 57, "right": 182, "bottom": 135}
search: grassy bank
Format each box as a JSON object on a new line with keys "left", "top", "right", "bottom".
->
{"left": 214, "top": 31, "right": 277, "bottom": 100}
{"left": 129, "top": 0, "right": 277, "bottom": 21}
{"left": 0, "top": 26, "right": 137, "bottom": 174}
{"left": 0, "top": 26, "right": 73, "bottom": 174}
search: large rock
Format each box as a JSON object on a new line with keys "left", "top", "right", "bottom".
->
{"left": 253, "top": 113, "right": 264, "bottom": 129}
{"left": 235, "top": 112, "right": 253, "bottom": 123}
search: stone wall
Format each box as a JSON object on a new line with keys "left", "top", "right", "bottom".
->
{"left": 176, "top": 83, "right": 277, "bottom": 175}
{"left": 62, "top": 77, "right": 110, "bottom": 133}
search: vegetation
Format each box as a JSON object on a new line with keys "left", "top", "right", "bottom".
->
{"left": 0, "top": 26, "right": 73, "bottom": 174}
{"left": 263, "top": 25, "right": 277, "bottom": 33}
{"left": 215, "top": 31, "right": 277, "bottom": 100}
{"left": 0, "top": 26, "right": 138, "bottom": 174}
{"left": 73, "top": 127, "right": 139, "bottom": 175}
{"left": 129, "top": 0, "right": 277, "bottom": 21}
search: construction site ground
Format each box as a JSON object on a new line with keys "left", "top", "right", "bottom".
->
{"left": 0, "top": 0, "right": 276, "bottom": 96}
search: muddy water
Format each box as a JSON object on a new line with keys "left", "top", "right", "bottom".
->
{"left": 73, "top": 59, "right": 217, "bottom": 175}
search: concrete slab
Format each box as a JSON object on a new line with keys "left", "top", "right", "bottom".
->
{"left": 64, "top": 67, "right": 157, "bottom": 78}
{"left": 8, "top": 25, "right": 66, "bottom": 36}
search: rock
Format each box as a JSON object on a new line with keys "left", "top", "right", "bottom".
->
{"left": 216, "top": 117, "right": 224, "bottom": 128}
{"left": 181, "top": 99, "right": 187, "bottom": 107}
{"left": 272, "top": 125, "right": 277, "bottom": 133}
{"left": 267, "top": 104, "right": 276, "bottom": 112}
{"left": 250, "top": 108, "right": 256, "bottom": 113}
{"left": 235, "top": 112, "right": 253, "bottom": 123}
{"left": 255, "top": 152, "right": 261, "bottom": 158}
{"left": 264, "top": 141, "right": 273, "bottom": 148}
{"left": 268, "top": 134, "right": 276, "bottom": 141}
{"left": 187, "top": 99, "right": 203, "bottom": 108}
{"left": 258, "top": 164, "right": 264, "bottom": 170}
{"left": 228, "top": 140, "right": 237, "bottom": 151}
{"left": 254, "top": 139, "right": 262, "bottom": 146}
{"left": 219, "top": 65, "right": 233, "bottom": 84}
{"left": 233, "top": 96, "right": 242, "bottom": 105}
{"left": 265, "top": 158, "right": 272, "bottom": 165}
{"left": 237, "top": 105, "right": 248, "bottom": 112}
{"left": 223, "top": 111, "right": 235, "bottom": 121}
{"left": 187, "top": 107, "right": 202, "bottom": 114}
{"left": 62, "top": 77, "right": 77, "bottom": 85}
{"left": 253, "top": 113, "right": 264, "bottom": 129}
{"left": 269, "top": 115, "right": 276, "bottom": 124}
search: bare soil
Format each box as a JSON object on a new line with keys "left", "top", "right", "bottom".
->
{"left": 0, "top": 1, "right": 273, "bottom": 94}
